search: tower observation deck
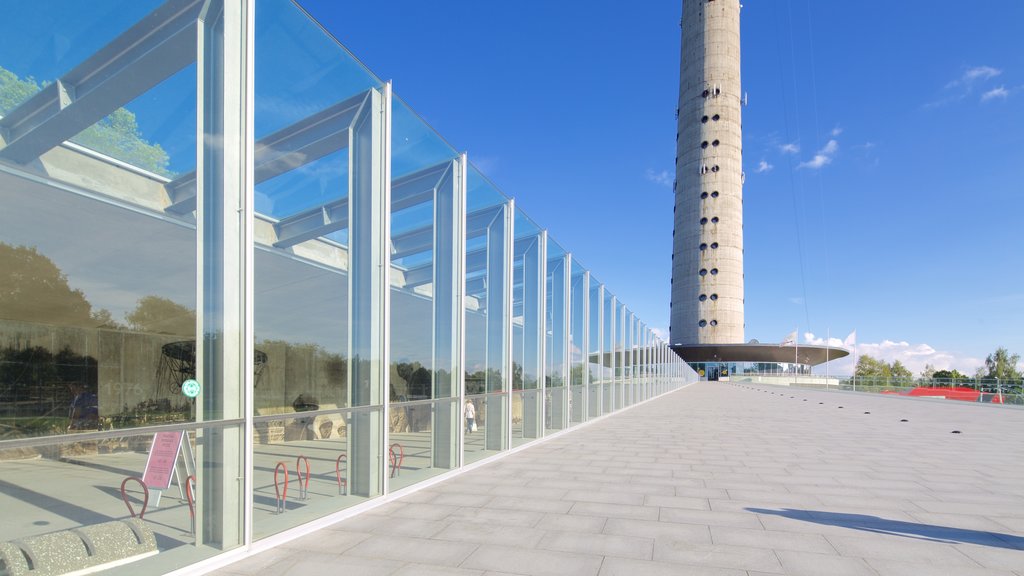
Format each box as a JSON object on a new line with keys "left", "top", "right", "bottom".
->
{"left": 670, "top": 0, "right": 744, "bottom": 346}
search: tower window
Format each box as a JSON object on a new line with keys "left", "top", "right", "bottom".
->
{"left": 711, "top": 165, "right": 720, "bottom": 173}
{"left": 701, "top": 141, "right": 709, "bottom": 149}
{"left": 699, "top": 243, "right": 708, "bottom": 250}
{"left": 699, "top": 320, "right": 707, "bottom": 327}
{"left": 710, "top": 268, "right": 719, "bottom": 275}
{"left": 701, "top": 115, "right": 709, "bottom": 123}
{"left": 700, "top": 217, "right": 708, "bottom": 225}
{"left": 702, "top": 89, "right": 709, "bottom": 98}
{"left": 699, "top": 268, "right": 707, "bottom": 276}
{"left": 711, "top": 216, "right": 719, "bottom": 223}
{"left": 700, "top": 191, "right": 709, "bottom": 199}
{"left": 712, "top": 114, "right": 720, "bottom": 121}
{"left": 712, "top": 139, "right": 720, "bottom": 147}
{"left": 711, "top": 242, "right": 719, "bottom": 249}
{"left": 710, "top": 293, "right": 718, "bottom": 300}
{"left": 699, "top": 294, "right": 707, "bottom": 301}
{"left": 710, "top": 320, "right": 718, "bottom": 326}
{"left": 711, "top": 191, "right": 720, "bottom": 198}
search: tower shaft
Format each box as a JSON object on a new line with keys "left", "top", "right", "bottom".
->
{"left": 670, "top": 0, "right": 744, "bottom": 346}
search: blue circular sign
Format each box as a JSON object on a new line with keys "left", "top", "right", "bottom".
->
{"left": 181, "top": 379, "right": 201, "bottom": 398}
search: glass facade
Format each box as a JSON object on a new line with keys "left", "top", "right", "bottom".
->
{"left": 0, "top": 1, "right": 695, "bottom": 574}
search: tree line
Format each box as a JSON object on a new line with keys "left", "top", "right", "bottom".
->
{"left": 855, "top": 347, "right": 1022, "bottom": 382}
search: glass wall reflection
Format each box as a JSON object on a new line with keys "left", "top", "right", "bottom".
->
{"left": 511, "top": 210, "right": 542, "bottom": 446}
{"left": 569, "top": 261, "right": 587, "bottom": 424}
{"left": 464, "top": 167, "right": 509, "bottom": 463}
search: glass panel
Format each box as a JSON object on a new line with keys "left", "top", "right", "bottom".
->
{"left": 0, "top": 1, "right": 251, "bottom": 571}
{"left": 511, "top": 209, "right": 541, "bottom": 446}
{"left": 389, "top": 97, "right": 460, "bottom": 486}
{"left": 464, "top": 166, "right": 508, "bottom": 462}
{"left": 544, "top": 239, "right": 567, "bottom": 434}
{"left": 603, "top": 292, "right": 615, "bottom": 413}
{"left": 587, "top": 279, "right": 602, "bottom": 418}
{"left": 252, "top": 0, "right": 387, "bottom": 538}
{"left": 569, "top": 261, "right": 586, "bottom": 424}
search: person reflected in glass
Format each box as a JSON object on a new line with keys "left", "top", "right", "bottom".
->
{"left": 464, "top": 399, "right": 476, "bottom": 434}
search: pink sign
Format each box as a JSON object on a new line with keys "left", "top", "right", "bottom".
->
{"left": 143, "top": 431, "right": 184, "bottom": 490}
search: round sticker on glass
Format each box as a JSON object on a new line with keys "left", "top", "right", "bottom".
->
{"left": 181, "top": 379, "right": 201, "bottom": 398}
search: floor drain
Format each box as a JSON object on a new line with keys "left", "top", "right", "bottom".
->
{"left": 819, "top": 402, "right": 824, "bottom": 405}
{"left": 951, "top": 430, "right": 962, "bottom": 434}
{"left": 838, "top": 406, "right": 844, "bottom": 409}
{"left": 900, "top": 419, "right": 908, "bottom": 422}
{"left": 864, "top": 411, "right": 871, "bottom": 414}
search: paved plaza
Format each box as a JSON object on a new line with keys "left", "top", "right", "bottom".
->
{"left": 213, "top": 382, "right": 1024, "bottom": 576}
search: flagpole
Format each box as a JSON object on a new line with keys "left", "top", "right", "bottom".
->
{"left": 826, "top": 328, "right": 830, "bottom": 387}
{"left": 794, "top": 326, "right": 798, "bottom": 376}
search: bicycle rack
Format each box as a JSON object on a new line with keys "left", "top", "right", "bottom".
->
{"left": 119, "top": 477, "right": 149, "bottom": 519}
{"left": 388, "top": 443, "right": 404, "bottom": 478}
{"left": 295, "top": 455, "right": 310, "bottom": 500}
{"left": 185, "top": 474, "right": 196, "bottom": 534}
{"left": 274, "top": 461, "right": 288, "bottom": 514}
{"left": 335, "top": 453, "right": 348, "bottom": 496}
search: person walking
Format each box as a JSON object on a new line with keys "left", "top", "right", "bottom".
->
{"left": 464, "top": 399, "right": 476, "bottom": 434}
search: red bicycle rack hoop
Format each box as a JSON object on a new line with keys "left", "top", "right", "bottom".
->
{"left": 295, "top": 455, "right": 310, "bottom": 500}
{"left": 335, "top": 453, "right": 348, "bottom": 495}
{"left": 120, "top": 476, "right": 149, "bottom": 519}
{"left": 274, "top": 461, "right": 289, "bottom": 514}
{"left": 389, "top": 443, "right": 404, "bottom": 478}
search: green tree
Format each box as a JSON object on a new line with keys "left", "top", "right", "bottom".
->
{"left": 983, "top": 347, "right": 1022, "bottom": 380}
{"left": 890, "top": 360, "right": 912, "bottom": 381}
{"left": 933, "top": 369, "right": 969, "bottom": 381}
{"left": 0, "top": 243, "right": 94, "bottom": 327}
{"left": 0, "top": 65, "right": 171, "bottom": 175}
{"left": 855, "top": 354, "right": 889, "bottom": 378}
{"left": 126, "top": 296, "right": 195, "bottom": 336}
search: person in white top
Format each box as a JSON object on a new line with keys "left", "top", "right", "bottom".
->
{"left": 464, "top": 399, "right": 476, "bottom": 434}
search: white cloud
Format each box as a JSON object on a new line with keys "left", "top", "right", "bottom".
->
{"left": 651, "top": 327, "right": 668, "bottom": 341}
{"left": 981, "top": 86, "right": 1010, "bottom": 102}
{"left": 788, "top": 297, "right": 804, "bottom": 305}
{"left": 830, "top": 126, "right": 843, "bottom": 137}
{"left": 756, "top": 160, "right": 773, "bottom": 173}
{"left": 798, "top": 139, "right": 839, "bottom": 170}
{"left": 929, "top": 65, "right": 1003, "bottom": 108}
{"left": 804, "top": 333, "right": 984, "bottom": 376}
{"left": 645, "top": 169, "right": 673, "bottom": 188}
{"left": 779, "top": 143, "right": 800, "bottom": 154}
{"left": 961, "top": 65, "right": 1002, "bottom": 84}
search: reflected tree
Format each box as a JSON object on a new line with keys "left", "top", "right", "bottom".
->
{"left": 126, "top": 295, "right": 195, "bottom": 336}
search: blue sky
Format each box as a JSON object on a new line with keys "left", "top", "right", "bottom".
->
{"left": 300, "top": 0, "right": 1024, "bottom": 375}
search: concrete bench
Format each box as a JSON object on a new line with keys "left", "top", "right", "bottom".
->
{"left": 0, "top": 518, "right": 156, "bottom": 576}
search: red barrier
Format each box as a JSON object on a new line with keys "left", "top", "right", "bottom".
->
{"left": 185, "top": 474, "right": 196, "bottom": 534}
{"left": 388, "top": 443, "right": 404, "bottom": 478}
{"left": 295, "top": 455, "right": 310, "bottom": 500}
{"left": 120, "top": 476, "right": 149, "bottom": 519}
{"left": 335, "top": 454, "right": 348, "bottom": 495}
{"left": 274, "top": 461, "right": 288, "bottom": 514}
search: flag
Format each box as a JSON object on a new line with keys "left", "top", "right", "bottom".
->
{"left": 781, "top": 330, "right": 797, "bottom": 347}
{"left": 843, "top": 330, "right": 856, "bottom": 349}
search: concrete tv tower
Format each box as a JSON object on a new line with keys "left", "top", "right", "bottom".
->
{"left": 670, "top": 0, "right": 744, "bottom": 347}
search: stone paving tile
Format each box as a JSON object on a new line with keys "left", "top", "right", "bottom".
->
{"left": 537, "top": 530, "right": 653, "bottom": 560}
{"left": 278, "top": 528, "right": 371, "bottom": 553}
{"left": 955, "top": 543, "right": 1024, "bottom": 572}
{"left": 602, "top": 517, "right": 710, "bottom": 543}
{"left": 536, "top": 513, "right": 607, "bottom": 534}
{"left": 562, "top": 489, "right": 644, "bottom": 506}
{"left": 774, "top": 550, "right": 875, "bottom": 576}
{"left": 392, "top": 563, "right": 486, "bottom": 576}
{"left": 825, "top": 533, "right": 979, "bottom": 566}
{"left": 659, "top": 506, "right": 764, "bottom": 529}
{"left": 569, "top": 501, "right": 659, "bottom": 521}
{"left": 866, "top": 558, "right": 1020, "bottom": 576}
{"left": 643, "top": 494, "right": 711, "bottom": 510}
{"left": 652, "top": 539, "right": 783, "bottom": 573}
{"left": 279, "top": 551, "right": 405, "bottom": 576}
{"left": 598, "top": 557, "right": 747, "bottom": 576}
{"left": 343, "top": 534, "right": 478, "bottom": 567}
{"left": 708, "top": 526, "right": 837, "bottom": 554}
{"left": 460, "top": 544, "right": 603, "bottom": 576}
{"left": 433, "top": 521, "right": 547, "bottom": 548}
